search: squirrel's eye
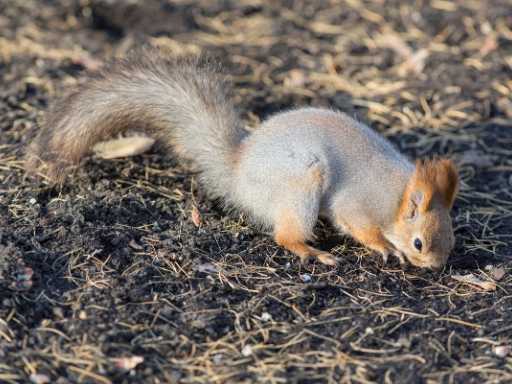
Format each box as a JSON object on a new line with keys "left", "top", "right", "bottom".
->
{"left": 414, "top": 238, "right": 423, "bottom": 252}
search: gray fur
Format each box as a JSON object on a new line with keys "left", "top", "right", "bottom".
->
{"left": 235, "top": 108, "right": 414, "bottom": 235}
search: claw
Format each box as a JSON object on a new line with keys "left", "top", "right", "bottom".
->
{"left": 317, "top": 252, "right": 337, "bottom": 266}
{"left": 298, "top": 254, "right": 310, "bottom": 265}
{"left": 380, "top": 251, "right": 389, "bottom": 264}
{"left": 393, "top": 251, "right": 406, "bottom": 265}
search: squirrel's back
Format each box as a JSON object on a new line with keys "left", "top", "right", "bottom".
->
{"left": 234, "top": 108, "right": 414, "bottom": 226}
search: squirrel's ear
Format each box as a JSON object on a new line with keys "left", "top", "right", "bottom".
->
{"left": 411, "top": 158, "right": 458, "bottom": 211}
{"left": 407, "top": 190, "right": 424, "bottom": 220}
{"left": 435, "top": 159, "right": 459, "bottom": 210}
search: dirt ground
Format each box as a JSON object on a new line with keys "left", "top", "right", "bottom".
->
{"left": 1, "top": 0, "right": 512, "bottom": 383}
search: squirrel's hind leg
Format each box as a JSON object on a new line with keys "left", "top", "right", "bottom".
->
{"left": 255, "top": 158, "right": 335, "bottom": 265}
{"left": 272, "top": 179, "right": 336, "bottom": 266}
{"left": 274, "top": 215, "right": 336, "bottom": 266}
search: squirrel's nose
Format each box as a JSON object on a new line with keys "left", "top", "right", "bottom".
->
{"left": 429, "top": 261, "right": 445, "bottom": 271}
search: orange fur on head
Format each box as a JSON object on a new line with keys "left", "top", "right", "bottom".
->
{"left": 398, "top": 158, "right": 459, "bottom": 218}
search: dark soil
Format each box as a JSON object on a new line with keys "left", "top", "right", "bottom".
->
{"left": 1, "top": 1, "right": 512, "bottom": 383}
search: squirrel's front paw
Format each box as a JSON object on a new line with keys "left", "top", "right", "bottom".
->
{"left": 287, "top": 244, "right": 337, "bottom": 267}
{"left": 393, "top": 250, "right": 407, "bottom": 265}
{"left": 379, "top": 248, "right": 407, "bottom": 266}
{"left": 316, "top": 252, "right": 338, "bottom": 266}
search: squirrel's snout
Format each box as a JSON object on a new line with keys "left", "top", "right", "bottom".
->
{"left": 426, "top": 255, "right": 449, "bottom": 271}
{"left": 429, "top": 262, "right": 444, "bottom": 272}
{"left": 405, "top": 252, "right": 447, "bottom": 270}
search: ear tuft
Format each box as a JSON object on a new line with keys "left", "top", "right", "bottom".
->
{"left": 398, "top": 158, "right": 459, "bottom": 221}
{"left": 410, "top": 190, "right": 424, "bottom": 206}
{"left": 413, "top": 158, "right": 459, "bottom": 210}
{"left": 435, "top": 158, "right": 459, "bottom": 209}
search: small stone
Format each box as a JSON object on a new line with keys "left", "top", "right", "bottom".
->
{"left": 261, "top": 312, "right": 272, "bottom": 322}
{"left": 30, "top": 373, "right": 50, "bottom": 384}
{"left": 301, "top": 274, "right": 312, "bottom": 283}
{"left": 212, "top": 354, "right": 223, "bottom": 364}
{"left": 493, "top": 345, "right": 510, "bottom": 358}
{"left": 284, "top": 69, "right": 307, "bottom": 88}
{"left": 241, "top": 345, "right": 253, "bottom": 357}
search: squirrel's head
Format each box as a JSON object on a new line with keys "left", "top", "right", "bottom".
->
{"left": 389, "top": 159, "right": 459, "bottom": 270}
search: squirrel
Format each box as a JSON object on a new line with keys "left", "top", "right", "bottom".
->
{"left": 26, "top": 47, "right": 459, "bottom": 270}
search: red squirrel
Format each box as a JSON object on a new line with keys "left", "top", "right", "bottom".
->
{"left": 27, "top": 47, "right": 459, "bottom": 269}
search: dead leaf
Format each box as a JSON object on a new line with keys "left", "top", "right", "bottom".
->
{"left": 113, "top": 356, "right": 144, "bottom": 370}
{"left": 191, "top": 205, "right": 202, "bottom": 227}
{"left": 452, "top": 273, "right": 496, "bottom": 291}
{"left": 93, "top": 136, "right": 155, "bottom": 159}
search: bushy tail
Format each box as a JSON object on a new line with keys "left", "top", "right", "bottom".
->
{"left": 26, "top": 47, "right": 246, "bottom": 198}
